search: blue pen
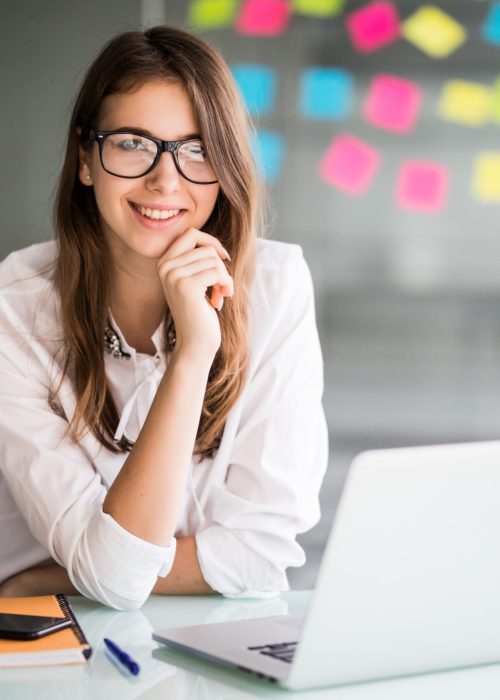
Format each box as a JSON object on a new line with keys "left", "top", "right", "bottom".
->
{"left": 103, "top": 637, "right": 140, "bottom": 676}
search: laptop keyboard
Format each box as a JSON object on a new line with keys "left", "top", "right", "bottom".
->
{"left": 247, "top": 641, "right": 298, "bottom": 664}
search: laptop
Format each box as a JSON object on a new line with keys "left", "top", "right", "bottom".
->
{"left": 153, "top": 441, "right": 500, "bottom": 690}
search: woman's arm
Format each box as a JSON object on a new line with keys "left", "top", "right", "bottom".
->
{"left": 103, "top": 230, "right": 232, "bottom": 547}
{"left": 0, "top": 536, "right": 215, "bottom": 597}
{"left": 103, "top": 352, "right": 213, "bottom": 545}
{"left": 0, "top": 559, "right": 79, "bottom": 597}
{"left": 152, "top": 536, "right": 214, "bottom": 595}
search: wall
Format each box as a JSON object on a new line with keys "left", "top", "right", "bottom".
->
{"left": 0, "top": 0, "right": 140, "bottom": 253}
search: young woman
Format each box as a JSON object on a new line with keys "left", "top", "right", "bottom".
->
{"left": 0, "top": 26, "right": 328, "bottom": 609}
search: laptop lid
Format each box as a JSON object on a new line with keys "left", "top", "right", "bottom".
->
{"left": 285, "top": 441, "right": 500, "bottom": 689}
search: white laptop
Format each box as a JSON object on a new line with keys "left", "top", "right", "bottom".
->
{"left": 153, "top": 441, "right": 500, "bottom": 690}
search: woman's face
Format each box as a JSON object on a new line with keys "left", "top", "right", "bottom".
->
{"left": 79, "top": 80, "right": 220, "bottom": 263}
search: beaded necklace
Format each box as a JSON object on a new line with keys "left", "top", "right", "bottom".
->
{"left": 103, "top": 316, "right": 176, "bottom": 358}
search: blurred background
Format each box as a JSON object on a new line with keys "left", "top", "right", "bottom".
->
{"left": 2, "top": 0, "right": 500, "bottom": 588}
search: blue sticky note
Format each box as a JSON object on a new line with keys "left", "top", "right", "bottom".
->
{"left": 231, "top": 65, "right": 277, "bottom": 116}
{"left": 300, "top": 67, "right": 354, "bottom": 119}
{"left": 252, "top": 130, "right": 285, "bottom": 182}
{"left": 482, "top": 2, "right": 500, "bottom": 45}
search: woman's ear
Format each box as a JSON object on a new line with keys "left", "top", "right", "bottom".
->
{"left": 78, "top": 162, "right": 93, "bottom": 186}
{"left": 76, "top": 128, "right": 93, "bottom": 186}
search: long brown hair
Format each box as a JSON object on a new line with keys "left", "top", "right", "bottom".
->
{"left": 52, "top": 26, "right": 261, "bottom": 458}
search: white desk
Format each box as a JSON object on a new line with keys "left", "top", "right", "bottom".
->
{"left": 3, "top": 591, "right": 500, "bottom": 699}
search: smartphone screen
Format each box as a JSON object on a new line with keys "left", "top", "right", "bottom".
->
{"left": 0, "top": 613, "right": 73, "bottom": 640}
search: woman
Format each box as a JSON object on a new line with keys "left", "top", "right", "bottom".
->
{"left": 0, "top": 26, "right": 328, "bottom": 609}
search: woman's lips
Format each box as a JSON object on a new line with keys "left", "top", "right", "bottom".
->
{"left": 129, "top": 201, "right": 185, "bottom": 229}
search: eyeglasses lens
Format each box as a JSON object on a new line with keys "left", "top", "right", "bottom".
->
{"left": 101, "top": 133, "right": 216, "bottom": 182}
{"left": 177, "top": 142, "right": 215, "bottom": 183}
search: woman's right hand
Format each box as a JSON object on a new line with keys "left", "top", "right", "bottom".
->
{"left": 157, "top": 228, "right": 233, "bottom": 361}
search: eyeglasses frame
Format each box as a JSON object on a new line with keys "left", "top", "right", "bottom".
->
{"left": 86, "top": 128, "right": 218, "bottom": 185}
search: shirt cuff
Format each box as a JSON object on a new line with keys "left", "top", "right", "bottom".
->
{"left": 72, "top": 509, "right": 176, "bottom": 609}
{"left": 195, "top": 524, "right": 289, "bottom": 598}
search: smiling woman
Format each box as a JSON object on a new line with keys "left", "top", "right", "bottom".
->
{"left": 79, "top": 81, "right": 221, "bottom": 265}
{"left": 0, "top": 26, "right": 328, "bottom": 609}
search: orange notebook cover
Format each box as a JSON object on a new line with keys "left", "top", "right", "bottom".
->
{"left": 0, "top": 594, "right": 91, "bottom": 667}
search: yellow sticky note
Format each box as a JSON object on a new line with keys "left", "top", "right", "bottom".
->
{"left": 292, "top": 0, "right": 345, "bottom": 17}
{"left": 438, "top": 80, "right": 492, "bottom": 127}
{"left": 491, "top": 76, "right": 500, "bottom": 124}
{"left": 472, "top": 153, "right": 500, "bottom": 202}
{"left": 402, "top": 5, "right": 467, "bottom": 58}
{"left": 187, "top": 0, "right": 238, "bottom": 29}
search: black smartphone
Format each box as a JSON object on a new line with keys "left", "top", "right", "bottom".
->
{"left": 0, "top": 612, "right": 73, "bottom": 640}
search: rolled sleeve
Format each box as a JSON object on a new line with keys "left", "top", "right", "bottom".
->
{"left": 73, "top": 510, "right": 176, "bottom": 609}
{"left": 195, "top": 244, "right": 329, "bottom": 597}
{"left": 0, "top": 361, "right": 175, "bottom": 610}
{"left": 196, "top": 524, "right": 287, "bottom": 597}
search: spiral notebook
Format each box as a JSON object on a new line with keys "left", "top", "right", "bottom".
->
{"left": 0, "top": 594, "right": 91, "bottom": 667}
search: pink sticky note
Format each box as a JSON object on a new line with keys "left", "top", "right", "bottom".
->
{"left": 346, "top": 1, "right": 401, "bottom": 53}
{"left": 363, "top": 75, "right": 422, "bottom": 133}
{"left": 319, "top": 134, "right": 381, "bottom": 195}
{"left": 395, "top": 160, "right": 449, "bottom": 213}
{"left": 235, "top": 0, "right": 292, "bottom": 36}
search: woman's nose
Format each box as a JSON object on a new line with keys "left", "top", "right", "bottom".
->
{"left": 144, "top": 151, "right": 182, "bottom": 192}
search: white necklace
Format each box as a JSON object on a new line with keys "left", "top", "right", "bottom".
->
{"left": 103, "top": 317, "right": 176, "bottom": 358}
{"left": 104, "top": 322, "right": 130, "bottom": 359}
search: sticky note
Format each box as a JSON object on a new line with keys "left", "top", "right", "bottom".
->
{"left": 300, "top": 68, "right": 354, "bottom": 119}
{"left": 252, "top": 130, "right": 285, "bottom": 182}
{"left": 363, "top": 74, "right": 422, "bottom": 133}
{"left": 235, "top": 0, "right": 292, "bottom": 36}
{"left": 318, "top": 134, "right": 381, "bottom": 195}
{"left": 438, "top": 80, "right": 492, "bottom": 127}
{"left": 345, "top": 1, "right": 401, "bottom": 53}
{"left": 472, "top": 153, "right": 500, "bottom": 202}
{"left": 187, "top": 0, "right": 238, "bottom": 29}
{"left": 491, "top": 76, "right": 500, "bottom": 123}
{"left": 292, "top": 0, "right": 345, "bottom": 17}
{"left": 232, "top": 65, "right": 277, "bottom": 117}
{"left": 482, "top": 3, "right": 500, "bottom": 45}
{"left": 402, "top": 6, "right": 467, "bottom": 58}
{"left": 395, "top": 160, "right": 449, "bottom": 213}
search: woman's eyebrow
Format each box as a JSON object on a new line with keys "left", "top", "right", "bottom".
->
{"left": 109, "top": 126, "right": 202, "bottom": 140}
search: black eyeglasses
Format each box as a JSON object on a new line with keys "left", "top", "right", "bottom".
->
{"left": 85, "top": 128, "right": 218, "bottom": 184}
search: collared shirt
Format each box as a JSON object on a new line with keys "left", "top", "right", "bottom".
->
{"left": 0, "top": 238, "right": 328, "bottom": 610}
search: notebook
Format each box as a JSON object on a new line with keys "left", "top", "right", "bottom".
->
{"left": 0, "top": 594, "right": 91, "bottom": 667}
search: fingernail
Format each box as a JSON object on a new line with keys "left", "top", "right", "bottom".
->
{"left": 217, "top": 297, "right": 224, "bottom": 311}
{"left": 222, "top": 248, "right": 231, "bottom": 261}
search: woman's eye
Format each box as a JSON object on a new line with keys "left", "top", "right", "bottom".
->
{"left": 119, "top": 139, "right": 146, "bottom": 151}
{"left": 183, "top": 142, "right": 207, "bottom": 159}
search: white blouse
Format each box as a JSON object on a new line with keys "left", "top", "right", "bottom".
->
{"left": 0, "top": 238, "right": 328, "bottom": 610}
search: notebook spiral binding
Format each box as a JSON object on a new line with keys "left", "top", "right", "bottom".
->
{"left": 55, "top": 593, "right": 92, "bottom": 659}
